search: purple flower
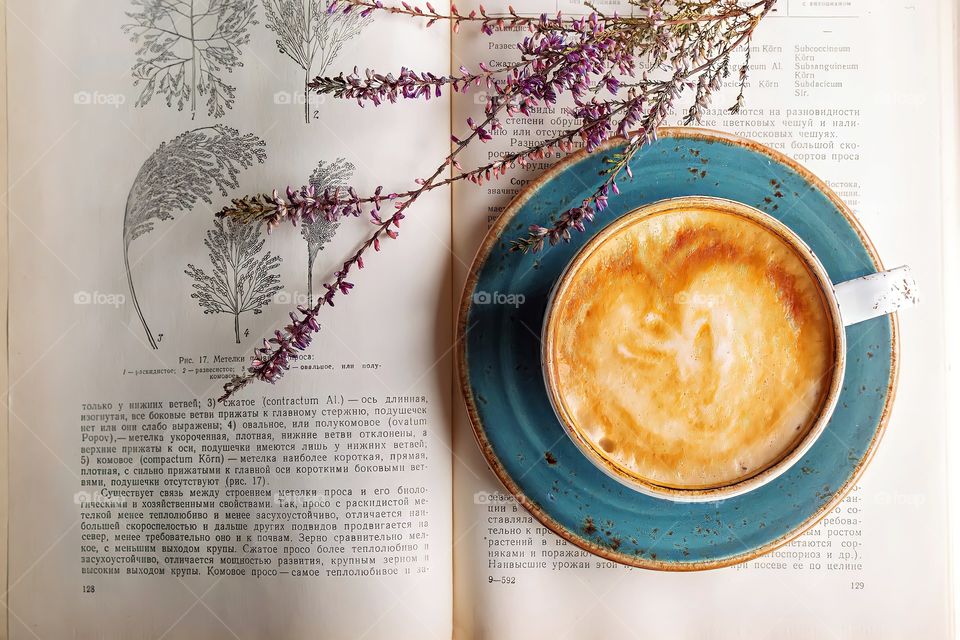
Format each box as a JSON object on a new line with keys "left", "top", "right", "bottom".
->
{"left": 218, "top": 0, "right": 779, "bottom": 400}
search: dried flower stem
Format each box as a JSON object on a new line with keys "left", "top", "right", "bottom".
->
{"left": 339, "top": 0, "right": 771, "bottom": 33}
{"left": 512, "top": 6, "right": 771, "bottom": 251}
{"left": 220, "top": 97, "right": 516, "bottom": 400}
{"left": 214, "top": 0, "right": 777, "bottom": 400}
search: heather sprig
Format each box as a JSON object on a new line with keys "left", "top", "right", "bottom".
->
{"left": 336, "top": 0, "right": 769, "bottom": 35}
{"left": 219, "top": 107, "right": 509, "bottom": 400}
{"left": 334, "top": 1, "right": 594, "bottom": 33}
{"left": 215, "top": 0, "right": 777, "bottom": 400}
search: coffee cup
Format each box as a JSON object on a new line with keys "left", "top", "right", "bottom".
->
{"left": 542, "top": 196, "right": 917, "bottom": 502}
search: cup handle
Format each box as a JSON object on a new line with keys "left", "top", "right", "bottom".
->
{"left": 833, "top": 265, "right": 919, "bottom": 327}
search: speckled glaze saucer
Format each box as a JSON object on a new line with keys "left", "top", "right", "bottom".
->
{"left": 457, "top": 128, "right": 898, "bottom": 570}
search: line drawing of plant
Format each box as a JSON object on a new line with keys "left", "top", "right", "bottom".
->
{"left": 185, "top": 218, "right": 283, "bottom": 344}
{"left": 263, "top": 0, "right": 372, "bottom": 123}
{"left": 124, "top": 0, "right": 258, "bottom": 119}
{"left": 123, "top": 125, "right": 267, "bottom": 349}
{"left": 302, "top": 158, "right": 354, "bottom": 303}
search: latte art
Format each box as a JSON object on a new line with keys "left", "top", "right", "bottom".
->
{"left": 547, "top": 206, "right": 836, "bottom": 489}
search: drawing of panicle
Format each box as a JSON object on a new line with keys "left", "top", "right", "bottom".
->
{"left": 123, "top": 126, "right": 266, "bottom": 348}
{"left": 302, "top": 158, "right": 354, "bottom": 303}
{"left": 124, "top": 0, "right": 258, "bottom": 119}
{"left": 185, "top": 218, "right": 283, "bottom": 344}
{"left": 263, "top": 0, "right": 371, "bottom": 123}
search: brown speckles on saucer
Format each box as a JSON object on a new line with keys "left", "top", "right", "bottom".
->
{"left": 583, "top": 517, "right": 597, "bottom": 535}
{"left": 456, "top": 127, "right": 899, "bottom": 571}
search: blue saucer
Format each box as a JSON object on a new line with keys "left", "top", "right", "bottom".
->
{"left": 457, "top": 128, "right": 898, "bottom": 570}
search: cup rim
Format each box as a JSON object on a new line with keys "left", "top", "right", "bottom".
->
{"left": 541, "top": 195, "right": 848, "bottom": 503}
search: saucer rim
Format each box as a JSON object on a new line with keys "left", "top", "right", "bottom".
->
{"left": 456, "top": 126, "right": 899, "bottom": 571}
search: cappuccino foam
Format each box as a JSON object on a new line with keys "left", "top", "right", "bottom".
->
{"left": 549, "top": 206, "right": 836, "bottom": 489}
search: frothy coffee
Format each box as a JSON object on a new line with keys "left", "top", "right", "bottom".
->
{"left": 547, "top": 205, "right": 836, "bottom": 489}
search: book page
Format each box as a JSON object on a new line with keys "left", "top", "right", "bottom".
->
{"left": 943, "top": 0, "right": 960, "bottom": 628}
{"left": 5, "top": 2, "right": 453, "bottom": 638}
{"left": 451, "top": 1, "right": 952, "bottom": 637}
{"left": 0, "top": 3, "right": 9, "bottom": 636}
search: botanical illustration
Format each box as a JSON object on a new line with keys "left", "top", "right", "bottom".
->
{"left": 202, "top": 0, "right": 777, "bottom": 399}
{"left": 123, "top": 126, "right": 267, "bottom": 348}
{"left": 263, "top": 0, "right": 371, "bottom": 123}
{"left": 185, "top": 218, "right": 283, "bottom": 343}
{"left": 302, "top": 158, "right": 354, "bottom": 302}
{"left": 124, "top": 0, "right": 258, "bottom": 119}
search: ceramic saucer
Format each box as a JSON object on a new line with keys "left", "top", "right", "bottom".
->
{"left": 457, "top": 128, "right": 897, "bottom": 570}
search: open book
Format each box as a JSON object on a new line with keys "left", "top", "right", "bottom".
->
{"left": 1, "top": 0, "right": 955, "bottom": 637}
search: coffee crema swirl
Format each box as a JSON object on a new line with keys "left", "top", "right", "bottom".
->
{"left": 548, "top": 207, "right": 836, "bottom": 489}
